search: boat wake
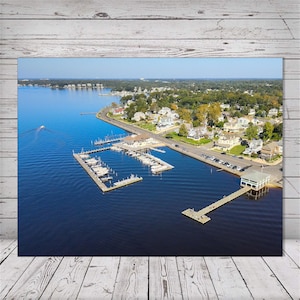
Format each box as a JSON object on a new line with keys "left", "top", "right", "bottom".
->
{"left": 19, "top": 125, "right": 68, "bottom": 150}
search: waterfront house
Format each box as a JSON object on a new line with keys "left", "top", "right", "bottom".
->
{"left": 111, "top": 107, "right": 125, "bottom": 115}
{"left": 157, "top": 115, "right": 174, "bottom": 128}
{"left": 188, "top": 126, "right": 209, "bottom": 140}
{"left": 260, "top": 141, "right": 282, "bottom": 160}
{"left": 215, "top": 133, "right": 240, "bottom": 151}
{"left": 132, "top": 111, "right": 146, "bottom": 122}
{"left": 240, "top": 170, "right": 270, "bottom": 191}
{"left": 243, "top": 139, "right": 263, "bottom": 155}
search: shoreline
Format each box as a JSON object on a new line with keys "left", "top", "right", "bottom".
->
{"left": 96, "top": 109, "right": 283, "bottom": 189}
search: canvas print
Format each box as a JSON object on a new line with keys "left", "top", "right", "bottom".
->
{"left": 18, "top": 58, "right": 283, "bottom": 256}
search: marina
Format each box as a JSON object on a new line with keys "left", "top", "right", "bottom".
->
{"left": 73, "top": 152, "right": 143, "bottom": 192}
{"left": 73, "top": 134, "right": 173, "bottom": 192}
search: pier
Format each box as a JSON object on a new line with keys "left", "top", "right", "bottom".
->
{"left": 182, "top": 170, "right": 270, "bottom": 224}
{"left": 73, "top": 153, "right": 142, "bottom": 192}
{"left": 94, "top": 134, "right": 126, "bottom": 146}
{"left": 80, "top": 147, "right": 111, "bottom": 155}
{"left": 182, "top": 186, "right": 252, "bottom": 224}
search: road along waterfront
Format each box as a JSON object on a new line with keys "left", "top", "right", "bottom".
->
{"left": 97, "top": 108, "right": 283, "bottom": 188}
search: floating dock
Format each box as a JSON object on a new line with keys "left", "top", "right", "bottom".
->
{"left": 182, "top": 186, "right": 251, "bottom": 224}
{"left": 73, "top": 153, "right": 142, "bottom": 192}
{"left": 94, "top": 134, "right": 126, "bottom": 146}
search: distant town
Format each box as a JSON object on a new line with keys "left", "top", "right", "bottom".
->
{"left": 19, "top": 78, "right": 283, "bottom": 165}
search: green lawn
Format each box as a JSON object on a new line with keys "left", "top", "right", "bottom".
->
{"left": 166, "top": 132, "right": 211, "bottom": 146}
{"left": 228, "top": 145, "right": 246, "bottom": 155}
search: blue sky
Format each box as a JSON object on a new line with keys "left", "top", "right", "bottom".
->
{"left": 18, "top": 58, "right": 282, "bottom": 79}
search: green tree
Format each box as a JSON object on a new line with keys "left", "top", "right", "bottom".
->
{"left": 245, "top": 123, "right": 258, "bottom": 140}
{"left": 207, "top": 102, "right": 221, "bottom": 125}
{"left": 178, "top": 108, "right": 191, "bottom": 122}
{"left": 194, "top": 104, "right": 208, "bottom": 126}
{"left": 125, "top": 103, "right": 136, "bottom": 120}
{"left": 178, "top": 124, "right": 188, "bottom": 137}
{"left": 272, "top": 122, "right": 283, "bottom": 140}
{"left": 135, "top": 98, "right": 148, "bottom": 113}
{"left": 262, "top": 121, "right": 274, "bottom": 141}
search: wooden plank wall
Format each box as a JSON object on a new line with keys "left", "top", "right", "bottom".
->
{"left": 0, "top": 0, "right": 299, "bottom": 239}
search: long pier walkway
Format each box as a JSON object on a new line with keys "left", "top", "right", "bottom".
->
{"left": 182, "top": 186, "right": 251, "bottom": 224}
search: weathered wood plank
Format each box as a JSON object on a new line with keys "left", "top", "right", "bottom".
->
{"left": 284, "top": 79, "right": 300, "bottom": 99}
{"left": 149, "top": 257, "right": 182, "bottom": 299}
{"left": 284, "top": 138, "right": 300, "bottom": 158}
{"left": 0, "top": 80, "right": 17, "bottom": 99}
{"left": 284, "top": 19, "right": 300, "bottom": 39}
{"left": 283, "top": 177, "right": 300, "bottom": 199}
{"left": 204, "top": 257, "right": 252, "bottom": 299}
{"left": 1, "top": 19, "right": 293, "bottom": 40}
{"left": 77, "top": 256, "right": 120, "bottom": 300}
{"left": 283, "top": 199, "right": 300, "bottom": 219}
{"left": 1, "top": 39, "right": 300, "bottom": 59}
{"left": 1, "top": 0, "right": 298, "bottom": 20}
{"left": 284, "top": 239, "right": 300, "bottom": 267}
{"left": 0, "top": 99, "right": 17, "bottom": 119}
{"left": 0, "top": 119, "right": 17, "bottom": 138}
{"left": 0, "top": 218, "right": 17, "bottom": 239}
{"left": 177, "top": 257, "right": 217, "bottom": 299}
{"left": 284, "top": 219, "right": 300, "bottom": 239}
{"left": 0, "top": 176, "right": 17, "bottom": 198}
{"left": 284, "top": 120, "right": 300, "bottom": 138}
{"left": 270, "top": 0, "right": 300, "bottom": 18}
{"left": 0, "top": 60, "right": 17, "bottom": 80}
{"left": 40, "top": 256, "right": 92, "bottom": 299}
{"left": 0, "top": 247, "right": 34, "bottom": 299}
{"left": 0, "top": 138, "right": 17, "bottom": 158}
{"left": 4, "top": 256, "right": 62, "bottom": 299}
{"left": 0, "top": 198, "right": 17, "bottom": 219}
{"left": 233, "top": 256, "right": 293, "bottom": 299}
{"left": 0, "top": 157, "right": 17, "bottom": 177}
{"left": 112, "top": 257, "right": 148, "bottom": 300}
{"left": 284, "top": 59, "right": 300, "bottom": 79}
{"left": 263, "top": 254, "right": 300, "bottom": 300}
{"left": 284, "top": 99, "right": 300, "bottom": 120}
{"left": 284, "top": 157, "right": 300, "bottom": 177}
{"left": 0, "top": 239, "right": 17, "bottom": 263}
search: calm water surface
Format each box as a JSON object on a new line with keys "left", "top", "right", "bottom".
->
{"left": 18, "top": 86, "right": 282, "bottom": 256}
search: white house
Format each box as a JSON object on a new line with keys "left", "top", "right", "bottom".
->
{"left": 248, "top": 108, "right": 256, "bottom": 116}
{"left": 216, "top": 133, "right": 240, "bottom": 150}
{"left": 243, "top": 139, "right": 263, "bottom": 155}
{"left": 223, "top": 118, "right": 242, "bottom": 133}
{"left": 132, "top": 111, "right": 146, "bottom": 122}
{"left": 158, "top": 107, "right": 172, "bottom": 115}
{"left": 268, "top": 108, "right": 279, "bottom": 117}
{"left": 237, "top": 117, "right": 250, "bottom": 128}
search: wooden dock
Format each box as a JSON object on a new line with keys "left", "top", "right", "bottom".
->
{"left": 182, "top": 186, "right": 251, "bottom": 224}
{"left": 73, "top": 153, "right": 142, "bottom": 192}
{"left": 81, "top": 147, "right": 111, "bottom": 155}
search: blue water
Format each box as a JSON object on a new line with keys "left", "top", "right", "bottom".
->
{"left": 18, "top": 86, "right": 282, "bottom": 256}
